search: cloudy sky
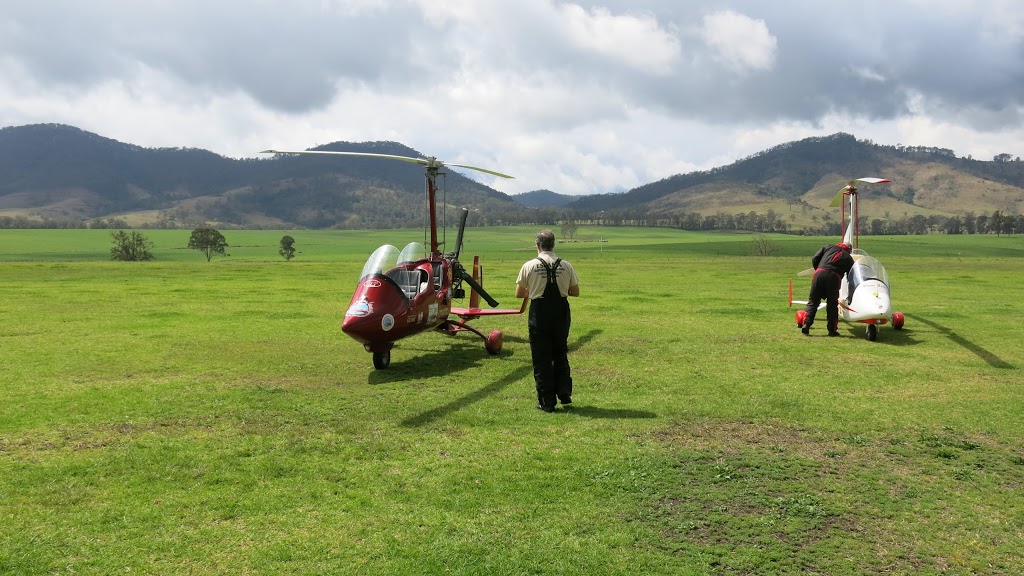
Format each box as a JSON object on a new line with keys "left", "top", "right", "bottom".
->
{"left": 3, "top": 1, "right": 1023, "bottom": 195}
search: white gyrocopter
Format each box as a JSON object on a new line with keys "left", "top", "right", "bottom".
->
{"left": 789, "top": 178, "right": 905, "bottom": 341}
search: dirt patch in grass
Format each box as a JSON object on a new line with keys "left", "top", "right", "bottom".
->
{"left": 638, "top": 419, "right": 1024, "bottom": 575}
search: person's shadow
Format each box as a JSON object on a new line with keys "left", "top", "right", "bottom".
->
{"left": 561, "top": 405, "right": 656, "bottom": 419}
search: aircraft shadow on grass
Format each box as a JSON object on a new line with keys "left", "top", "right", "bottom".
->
{"left": 838, "top": 323, "right": 920, "bottom": 347}
{"left": 371, "top": 329, "right": 603, "bottom": 387}
{"left": 902, "top": 313, "right": 1013, "bottom": 369}
{"left": 400, "top": 365, "right": 532, "bottom": 427}
{"left": 367, "top": 341, "right": 500, "bottom": 385}
{"left": 498, "top": 327, "right": 603, "bottom": 349}
{"left": 399, "top": 329, "right": 617, "bottom": 426}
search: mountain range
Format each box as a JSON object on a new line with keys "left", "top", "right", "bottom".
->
{"left": 2, "top": 124, "right": 1022, "bottom": 230}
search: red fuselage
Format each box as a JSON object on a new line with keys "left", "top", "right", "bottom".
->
{"left": 341, "top": 258, "right": 452, "bottom": 353}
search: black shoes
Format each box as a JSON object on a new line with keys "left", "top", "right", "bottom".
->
{"left": 536, "top": 403, "right": 555, "bottom": 413}
{"left": 827, "top": 331, "right": 840, "bottom": 337}
{"left": 559, "top": 396, "right": 572, "bottom": 405}
{"left": 801, "top": 323, "right": 810, "bottom": 335}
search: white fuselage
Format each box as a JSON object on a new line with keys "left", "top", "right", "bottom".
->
{"left": 839, "top": 277, "right": 892, "bottom": 323}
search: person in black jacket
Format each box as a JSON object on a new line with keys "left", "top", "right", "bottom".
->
{"left": 802, "top": 242, "right": 854, "bottom": 336}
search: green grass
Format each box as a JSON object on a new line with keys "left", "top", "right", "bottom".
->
{"left": 2, "top": 228, "right": 1023, "bottom": 575}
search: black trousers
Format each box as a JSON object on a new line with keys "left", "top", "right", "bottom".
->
{"left": 804, "top": 269, "right": 841, "bottom": 332}
{"left": 528, "top": 301, "right": 572, "bottom": 407}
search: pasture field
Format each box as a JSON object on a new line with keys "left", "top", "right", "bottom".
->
{"left": 2, "top": 227, "right": 1023, "bottom": 575}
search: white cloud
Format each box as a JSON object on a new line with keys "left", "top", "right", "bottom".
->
{"left": 558, "top": 4, "right": 681, "bottom": 75}
{"left": 700, "top": 10, "right": 777, "bottom": 73}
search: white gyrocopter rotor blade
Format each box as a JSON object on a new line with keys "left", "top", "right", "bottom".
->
{"left": 260, "top": 149, "right": 514, "bottom": 179}
{"left": 853, "top": 177, "right": 892, "bottom": 185}
{"left": 445, "top": 162, "right": 515, "bottom": 179}
{"left": 828, "top": 177, "right": 892, "bottom": 207}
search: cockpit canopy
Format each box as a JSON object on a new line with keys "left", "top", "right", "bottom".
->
{"left": 359, "top": 242, "right": 428, "bottom": 281}
{"left": 360, "top": 244, "right": 400, "bottom": 281}
{"left": 358, "top": 242, "right": 437, "bottom": 300}
{"left": 849, "top": 248, "right": 889, "bottom": 288}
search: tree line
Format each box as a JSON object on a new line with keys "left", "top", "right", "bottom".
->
{"left": 7, "top": 208, "right": 1023, "bottom": 236}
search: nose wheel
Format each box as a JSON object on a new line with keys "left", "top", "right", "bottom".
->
{"left": 372, "top": 350, "right": 391, "bottom": 369}
{"left": 866, "top": 324, "right": 877, "bottom": 341}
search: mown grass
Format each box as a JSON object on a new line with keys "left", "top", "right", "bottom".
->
{"left": 1, "top": 228, "right": 1023, "bottom": 575}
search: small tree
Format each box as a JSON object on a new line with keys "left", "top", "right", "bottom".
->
{"left": 188, "top": 228, "right": 229, "bottom": 262}
{"left": 750, "top": 235, "right": 780, "bottom": 256}
{"left": 110, "top": 230, "right": 154, "bottom": 261}
{"left": 560, "top": 219, "right": 578, "bottom": 241}
{"left": 991, "top": 210, "right": 1003, "bottom": 237}
{"left": 279, "top": 235, "right": 296, "bottom": 261}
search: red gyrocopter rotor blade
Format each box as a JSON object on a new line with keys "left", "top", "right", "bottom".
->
{"left": 260, "top": 150, "right": 514, "bottom": 179}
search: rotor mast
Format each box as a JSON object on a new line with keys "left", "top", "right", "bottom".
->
{"left": 841, "top": 184, "right": 859, "bottom": 248}
{"left": 422, "top": 156, "right": 445, "bottom": 258}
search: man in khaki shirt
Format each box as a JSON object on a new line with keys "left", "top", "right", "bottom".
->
{"left": 515, "top": 230, "right": 580, "bottom": 412}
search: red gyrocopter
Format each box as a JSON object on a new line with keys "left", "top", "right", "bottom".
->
{"left": 261, "top": 148, "right": 526, "bottom": 369}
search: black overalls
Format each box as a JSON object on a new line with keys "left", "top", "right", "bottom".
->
{"left": 528, "top": 257, "right": 572, "bottom": 410}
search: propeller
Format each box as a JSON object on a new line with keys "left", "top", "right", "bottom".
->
{"left": 829, "top": 177, "right": 892, "bottom": 207}
{"left": 452, "top": 260, "right": 500, "bottom": 307}
{"left": 451, "top": 208, "right": 469, "bottom": 260}
{"left": 449, "top": 210, "right": 499, "bottom": 307}
{"left": 259, "top": 150, "right": 515, "bottom": 179}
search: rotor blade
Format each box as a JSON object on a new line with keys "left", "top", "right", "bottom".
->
{"left": 453, "top": 208, "right": 469, "bottom": 260}
{"left": 447, "top": 163, "right": 515, "bottom": 179}
{"left": 260, "top": 150, "right": 430, "bottom": 166}
{"left": 830, "top": 178, "right": 892, "bottom": 206}
{"left": 461, "top": 274, "right": 499, "bottom": 308}
{"left": 829, "top": 187, "right": 848, "bottom": 207}
{"left": 262, "top": 149, "right": 513, "bottom": 178}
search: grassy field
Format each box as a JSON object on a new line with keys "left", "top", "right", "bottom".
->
{"left": 1, "top": 227, "right": 1023, "bottom": 575}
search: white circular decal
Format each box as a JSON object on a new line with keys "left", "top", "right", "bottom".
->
{"left": 381, "top": 314, "right": 395, "bottom": 331}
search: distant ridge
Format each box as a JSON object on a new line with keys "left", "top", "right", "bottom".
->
{"left": 511, "top": 189, "right": 576, "bottom": 209}
{"left": 2, "top": 124, "right": 1023, "bottom": 231}
{"left": 0, "top": 124, "right": 520, "bottom": 229}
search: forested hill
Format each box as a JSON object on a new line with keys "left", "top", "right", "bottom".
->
{"left": 0, "top": 124, "right": 521, "bottom": 229}
{"left": 568, "top": 133, "right": 1024, "bottom": 218}
{"left": 511, "top": 189, "right": 575, "bottom": 208}
{"left": 3, "top": 125, "right": 1023, "bottom": 231}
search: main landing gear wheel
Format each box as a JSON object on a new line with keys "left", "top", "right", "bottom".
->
{"left": 866, "top": 324, "right": 877, "bottom": 342}
{"left": 372, "top": 350, "right": 391, "bottom": 369}
{"left": 892, "top": 312, "right": 905, "bottom": 330}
